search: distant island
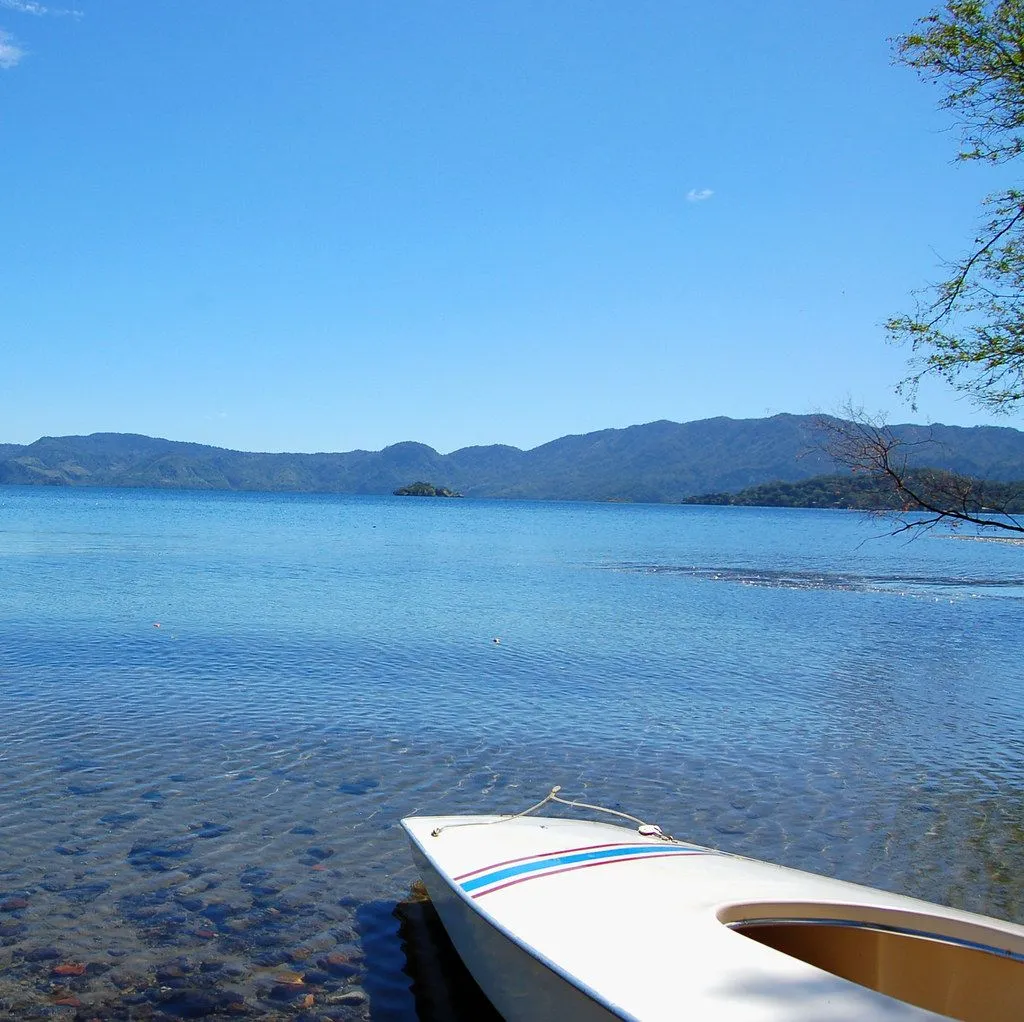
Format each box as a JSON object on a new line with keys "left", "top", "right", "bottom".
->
{"left": 1, "top": 414, "right": 1024, "bottom": 504}
{"left": 393, "top": 481, "right": 463, "bottom": 498}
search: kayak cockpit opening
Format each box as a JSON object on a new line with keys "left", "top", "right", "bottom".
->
{"left": 720, "top": 903, "right": 1024, "bottom": 1022}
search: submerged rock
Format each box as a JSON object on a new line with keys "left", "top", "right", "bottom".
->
{"left": 266, "top": 982, "right": 308, "bottom": 1003}
{"left": 238, "top": 867, "right": 273, "bottom": 888}
{"left": 336, "top": 778, "right": 379, "bottom": 796}
{"left": 318, "top": 954, "right": 358, "bottom": 980}
{"left": 52, "top": 962, "right": 87, "bottom": 976}
{"left": 62, "top": 882, "right": 111, "bottom": 903}
{"left": 155, "top": 963, "right": 191, "bottom": 984}
{"left": 0, "top": 920, "right": 26, "bottom": 941}
{"left": 154, "top": 988, "right": 245, "bottom": 1018}
{"left": 22, "top": 946, "right": 61, "bottom": 962}
{"left": 128, "top": 839, "right": 194, "bottom": 871}
{"left": 51, "top": 993, "right": 82, "bottom": 1007}
{"left": 200, "top": 900, "right": 240, "bottom": 923}
{"left": 66, "top": 782, "right": 113, "bottom": 796}
{"left": 99, "top": 811, "right": 141, "bottom": 828}
{"left": 189, "top": 822, "right": 231, "bottom": 840}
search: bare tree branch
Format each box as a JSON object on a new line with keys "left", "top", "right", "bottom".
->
{"left": 815, "top": 407, "right": 1024, "bottom": 535}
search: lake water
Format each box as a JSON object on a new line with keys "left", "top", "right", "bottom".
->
{"left": 0, "top": 486, "right": 1022, "bottom": 1020}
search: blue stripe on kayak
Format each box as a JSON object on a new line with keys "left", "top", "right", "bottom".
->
{"left": 460, "top": 843, "right": 700, "bottom": 893}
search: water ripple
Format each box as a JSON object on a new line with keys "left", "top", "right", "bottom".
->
{"left": 0, "top": 491, "right": 1022, "bottom": 1018}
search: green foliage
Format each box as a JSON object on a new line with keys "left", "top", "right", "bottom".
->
{"left": 889, "top": 1, "right": 1024, "bottom": 410}
{"left": 686, "top": 469, "right": 1024, "bottom": 512}
{"left": 900, "top": 1, "right": 1024, "bottom": 166}
{"left": 393, "top": 481, "right": 463, "bottom": 497}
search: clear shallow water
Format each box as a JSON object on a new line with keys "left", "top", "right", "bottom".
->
{"left": 0, "top": 487, "right": 1022, "bottom": 1019}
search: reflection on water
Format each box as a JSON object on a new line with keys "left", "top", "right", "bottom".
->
{"left": 386, "top": 890, "right": 501, "bottom": 1022}
{"left": 0, "top": 488, "right": 1022, "bottom": 1019}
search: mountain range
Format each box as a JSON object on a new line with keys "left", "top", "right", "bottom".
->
{"left": 2, "top": 414, "right": 1024, "bottom": 502}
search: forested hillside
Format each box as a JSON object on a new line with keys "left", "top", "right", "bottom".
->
{"left": 2, "top": 414, "right": 1024, "bottom": 502}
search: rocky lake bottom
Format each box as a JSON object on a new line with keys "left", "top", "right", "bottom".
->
{"left": 0, "top": 720, "right": 512, "bottom": 1022}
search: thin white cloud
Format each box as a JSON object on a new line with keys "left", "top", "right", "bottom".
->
{"left": 0, "top": 29, "right": 24, "bottom": 67}
{"left": 0, "top": 0, "right": 82, "bottom": 15}
{"left": 687, "top": 188, "right": 714, "bottom": 203}
{"left": 0, "top": 0, "right": 47, "bottom": 12}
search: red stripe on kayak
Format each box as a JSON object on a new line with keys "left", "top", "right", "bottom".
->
{"left": 471, "top": 850, "right": 703, "bottom": 897}
{"left": 454, "top": 842, "right": 639, "bottom": 882}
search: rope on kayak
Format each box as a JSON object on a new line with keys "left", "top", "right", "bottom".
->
{"left": 430, "top": 786, "right": 677, "bottom": 841}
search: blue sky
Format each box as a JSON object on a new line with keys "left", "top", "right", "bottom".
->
{"left": 1, "top": 1, "right": 1017, "bottom": 453}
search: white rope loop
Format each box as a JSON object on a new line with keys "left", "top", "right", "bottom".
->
{"left": 430, "top": 786, "right": 676, "bottom": 841}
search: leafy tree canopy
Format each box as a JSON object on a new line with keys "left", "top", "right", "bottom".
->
{"left": 889, "top": 1, "right": 1024, "bottom": 412}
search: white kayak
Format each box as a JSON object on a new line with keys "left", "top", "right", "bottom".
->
{"left": 401, "top": 803, "right": 1024, "bottom": 1021}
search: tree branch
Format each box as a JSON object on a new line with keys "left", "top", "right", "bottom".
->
{"left": 815, "top": 409, "right": 1024, "bottom": 536}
